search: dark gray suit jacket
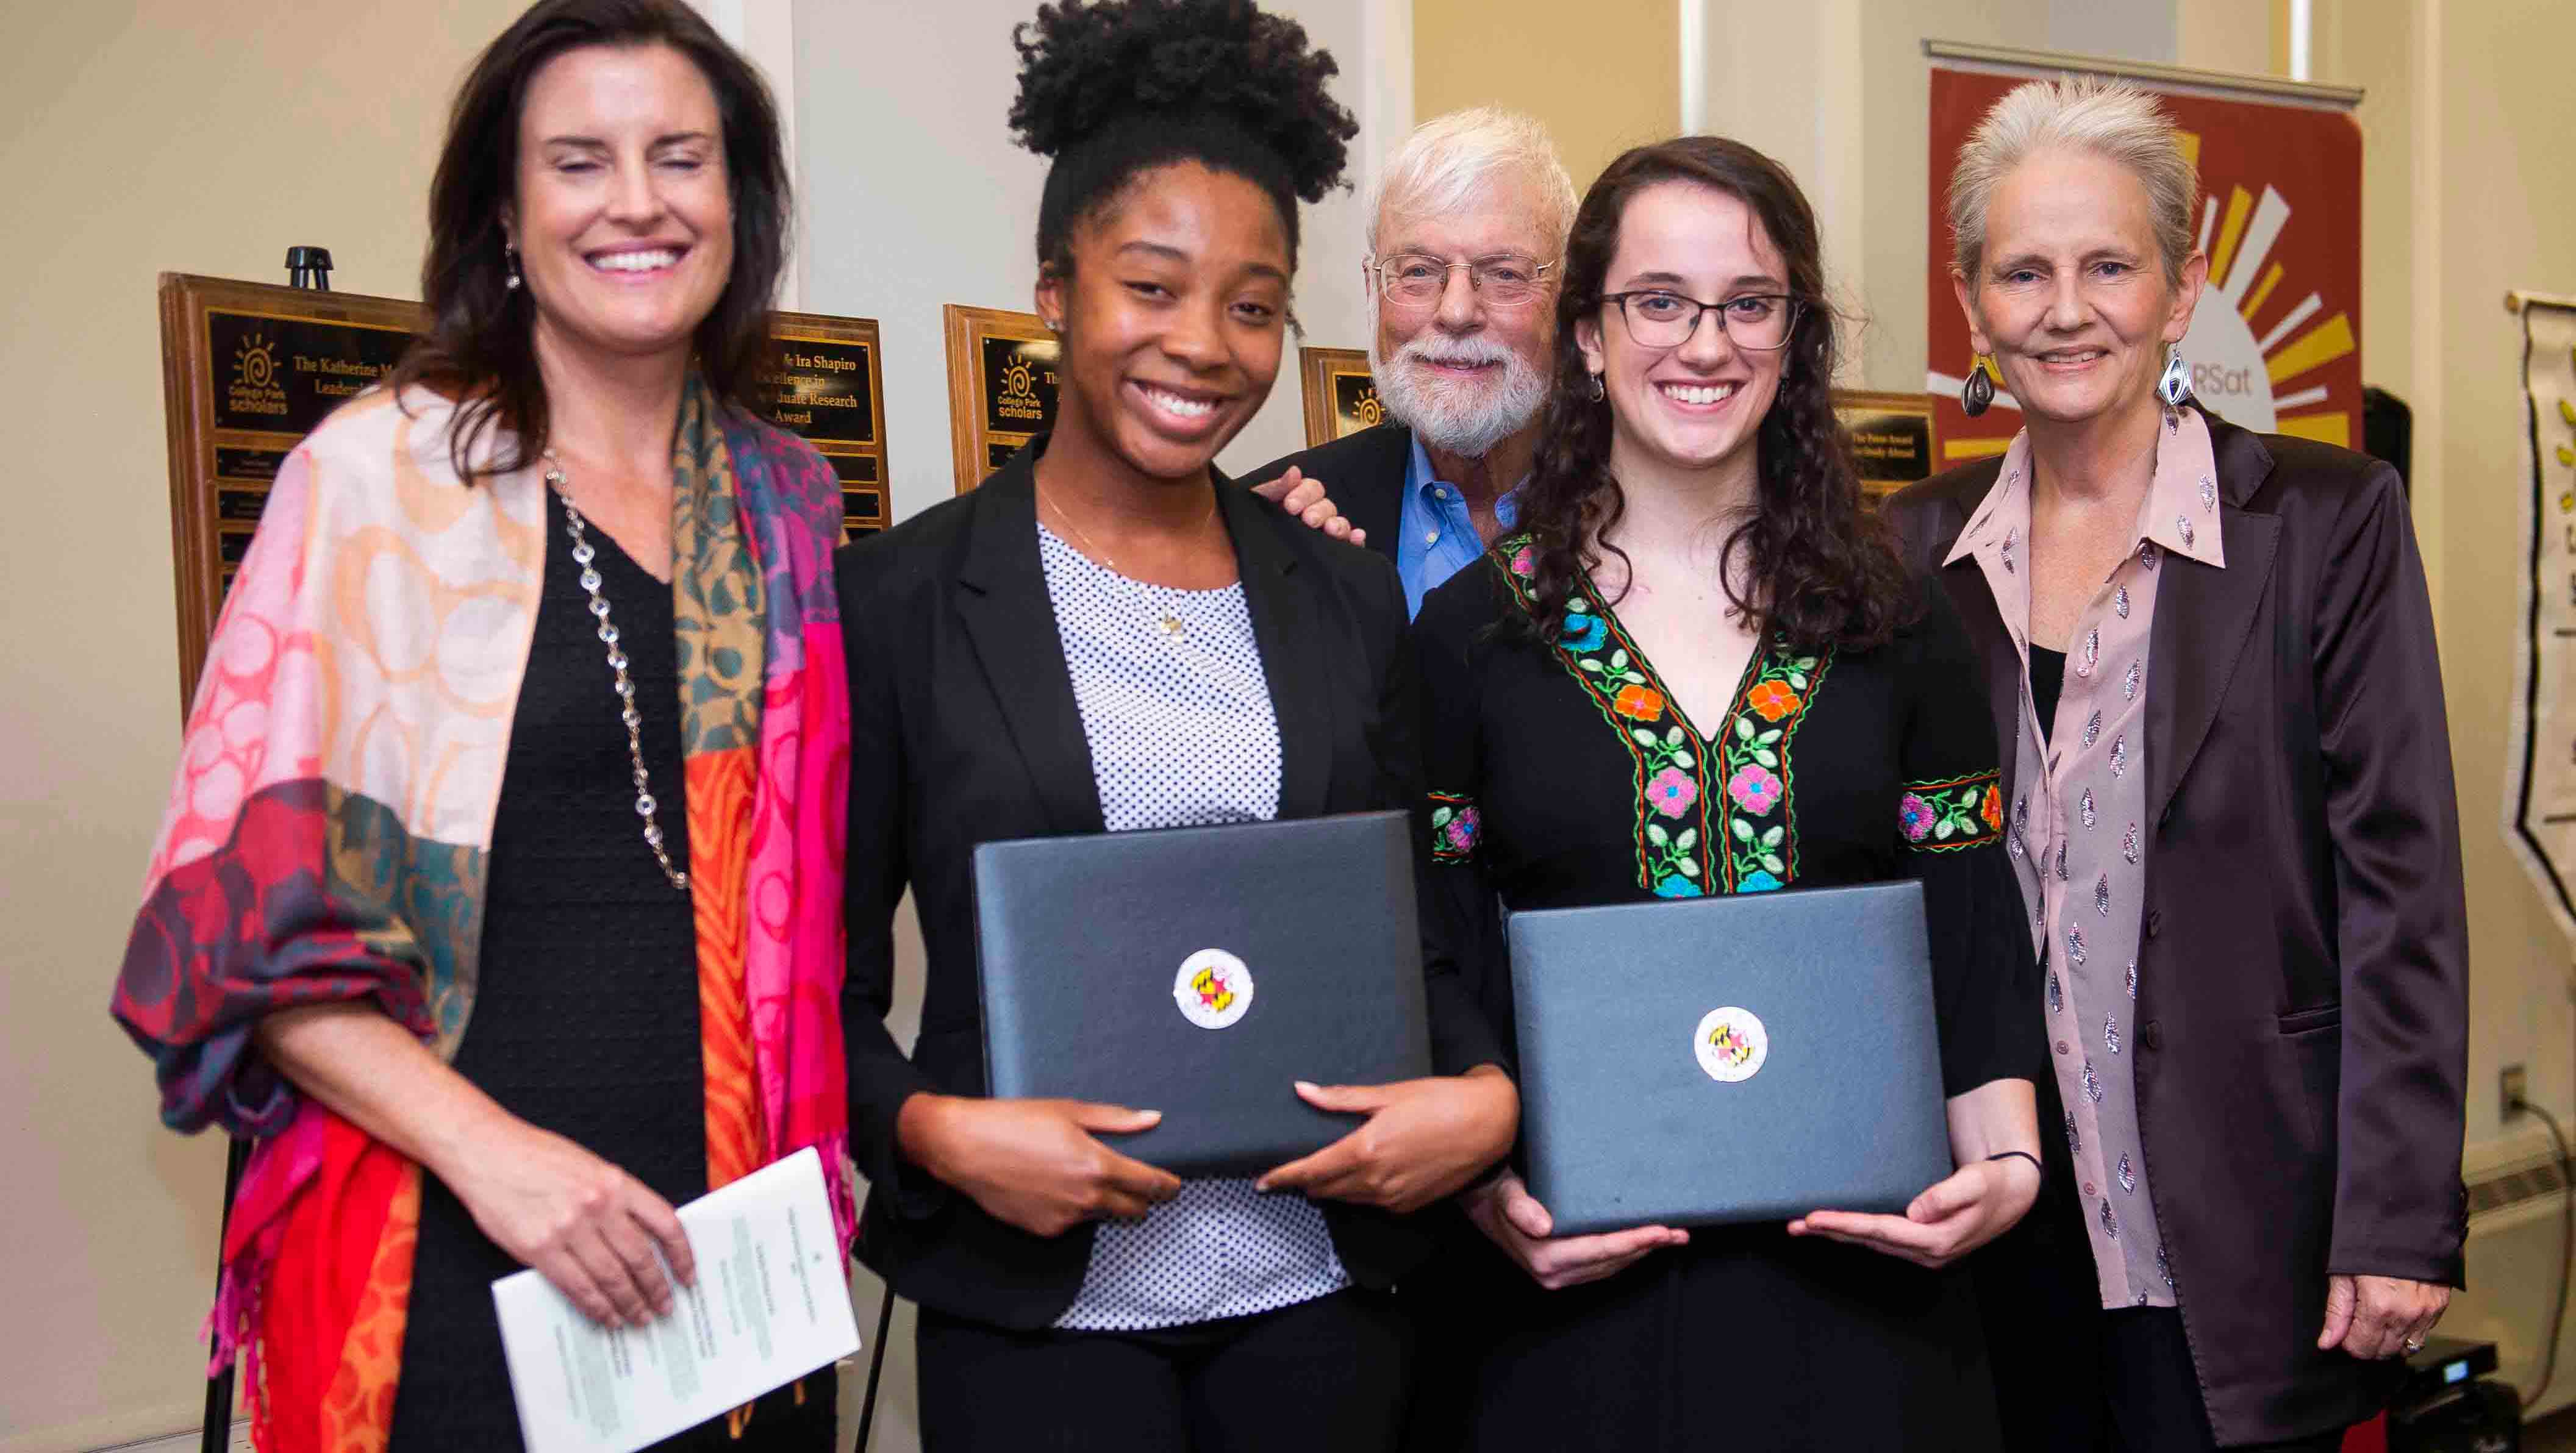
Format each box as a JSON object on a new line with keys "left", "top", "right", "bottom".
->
{"left": 1883, "top": 410, "right": 2469, "bottom": 1444}
{"left": 1240, "top": 421, "right": 1414, "bottom": 565}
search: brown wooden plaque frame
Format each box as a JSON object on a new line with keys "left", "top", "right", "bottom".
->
{"left": 941, "top": 304, "right": 1058, "bottom": 493}
{"left": 1296, "top": 346, "right": 1383, "bottom": 448}
{"left": 767, "top": 310, "right": 892, "bottom": 537}
{"left": 156, "top": 273, "right": 426, "bottom": 704}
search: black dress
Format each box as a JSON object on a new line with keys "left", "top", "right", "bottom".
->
{"left": 387, "top": 488, "right": 835, "bottom": 1451}
{"left": 1410, "top": 551, "right": 2042, "bottom": 1451}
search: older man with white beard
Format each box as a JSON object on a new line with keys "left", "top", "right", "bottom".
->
{"left": 1245, "top": 108, "right": 1576, "bottom": 616}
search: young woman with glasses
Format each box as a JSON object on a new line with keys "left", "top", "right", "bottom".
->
{"left": 1406, "top": 134, "right": 2046, "bottom": 1449}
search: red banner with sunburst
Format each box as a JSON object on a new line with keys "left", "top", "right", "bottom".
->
{"left": 1927, "top": 63, "right": 2364, "bottom": 468}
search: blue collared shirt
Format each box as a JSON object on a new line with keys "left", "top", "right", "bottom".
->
{"left": 1395, "top": 435, "right": 1520, "bottom": 618}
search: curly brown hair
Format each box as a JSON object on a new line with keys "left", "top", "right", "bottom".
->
{"left": 1514, "top": 135, "right": 1911, "bottom": 654}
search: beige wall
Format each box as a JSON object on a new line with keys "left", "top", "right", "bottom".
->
{"left": 1412, "top": 0, "right": 1678, "bottom": 193}
{"left": 0, "top": 4, "right": 528, "bottom": 1448}
{"left": 2175, "top": 0, "right": 2278, "bottom": 76}
{"left": 2317, "top": 0, "right": 2576, "bottom": 1151}
{"left": 2304, "top": 0, "right": 2576, "bottom": 1393}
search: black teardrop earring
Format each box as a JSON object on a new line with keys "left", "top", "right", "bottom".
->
{"left": 1587, "top": 371, "right": 1606, "bottom": 402}
{"left": 1961, "top": 356, "right": 1995, "bottom": 418}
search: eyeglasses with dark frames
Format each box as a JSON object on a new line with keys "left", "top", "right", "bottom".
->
{"left": 1601, "top": 290, "right": 1802, "bottom": 351}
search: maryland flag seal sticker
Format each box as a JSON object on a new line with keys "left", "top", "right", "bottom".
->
{"left": 1694, "top": 1006, "right": 1769, "bottom": 1084}
{"left": 1175, "top": 948, "right": 1256, "bottom": 1030}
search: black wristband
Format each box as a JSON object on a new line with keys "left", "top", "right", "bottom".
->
{"left": 1986, "top": 1149, "right": 2044, "bottom": 1179}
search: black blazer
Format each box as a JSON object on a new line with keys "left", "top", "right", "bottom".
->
{"left": 1239, "top": 421, "right": 1414, "bottom": 565}
{"left": 835, "top": 437, "right": 1506, "bottom": 1330}
{"left": 1884, "top": 410, "right": 2469, "bottom": 1445}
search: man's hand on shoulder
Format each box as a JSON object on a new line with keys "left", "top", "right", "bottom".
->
{"left": 1250, "top": 466, "right": 1366, "bottom": 549}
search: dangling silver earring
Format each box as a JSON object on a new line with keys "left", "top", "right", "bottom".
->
{"left": 1961, "top": 356, "right": 1995, "bottom": 418}
{"left": 2157, "top": 343, "right": 2192, "bottom": 407}
{"left": 504, "top": 245, "right": 522, "bottom": 291}
{"left": 1587, "top": 371, "right": 1605, "bottom": 402}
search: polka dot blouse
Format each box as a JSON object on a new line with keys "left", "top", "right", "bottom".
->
{"left": 1037, "top": 523, "right": 1351, "bottom": 1332}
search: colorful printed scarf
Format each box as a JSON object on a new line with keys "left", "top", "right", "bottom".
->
{"left": 112, "top": 378, "right": 853, "bottom": 1452}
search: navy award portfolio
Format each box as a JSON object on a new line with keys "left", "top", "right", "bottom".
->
{"left": 971, "top": 809, "right": 1433, "bottom": 1177}
{"left": 1506, "top": 880, "right": 1953, "bottom": 1235}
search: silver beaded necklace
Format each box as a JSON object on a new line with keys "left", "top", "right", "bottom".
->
{"left": 543, "top": 449, "right": 689, "bottom": 893}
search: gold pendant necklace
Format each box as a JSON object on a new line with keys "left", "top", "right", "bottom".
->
{"left": 1038, "top": 485, "right": 1215, "bottom": 641}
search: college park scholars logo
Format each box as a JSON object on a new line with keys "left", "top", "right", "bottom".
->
{"left": 1174, "top": 949, "right": 1255, "bottom": 1030}
{"left": 1001, "top": 355, "right": 1039, "bottom": 403}
{"left": 227, "top": 330, "right": 288, "bottom": 418}
{"left": 992, "top": 339, "right": 1057, "bottom": 426}
{"left": 1333, "top": 370, "right": 1386, "bottom": 433}
{"left": 1694, "top": 1006, "right": 1769, "bottom": 1084}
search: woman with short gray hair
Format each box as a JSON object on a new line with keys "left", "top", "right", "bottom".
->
{"left": 1884, "top": 74, "right": 2469, "bottom": 1453}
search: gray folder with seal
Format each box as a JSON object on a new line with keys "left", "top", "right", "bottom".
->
{"left": 971, "top": 810, "right": 1433, "bottom": 1177}
{"left": 1506, "top": 880, "right": 1953, "bottom": 1235}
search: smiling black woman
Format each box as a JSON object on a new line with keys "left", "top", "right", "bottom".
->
{"left": 831, "top": 4, "right": 1518, "bottom": 1449}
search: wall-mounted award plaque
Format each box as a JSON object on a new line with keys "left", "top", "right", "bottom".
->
{"left": 942, "top": 304, "right": 1058, "bottom": 493}
{"left": 1297, "top": 346, "right": 1383, "bottom": 448}
{"left": 1830, "top": 390, "right": 1941, "bottom": 502}
{"left": 157, "top": 273, "right": 425, "bottom": 701}
{"left": 765, "top": 310, "right": 891, "bottom": 538}
{"left": 160, "top": 270, "right": 898, "bottom": 702}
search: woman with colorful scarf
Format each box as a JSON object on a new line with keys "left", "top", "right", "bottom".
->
{"left": 110, "top": 3, "right": 851, "bottom": 1448}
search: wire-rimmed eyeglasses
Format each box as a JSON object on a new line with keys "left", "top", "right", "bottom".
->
{"left": 1366, "top": 253, "right": 1557, "bottom": 309}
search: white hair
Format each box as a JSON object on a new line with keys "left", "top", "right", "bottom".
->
{"left": 1947, "top": 75, "right": 2199, "bottom": 285}
{"left": 1368, "top": 321, "right": 1551, "bottom": 458}
{"left": 1368, "top": 107, "right": 1578, "bottom": 257}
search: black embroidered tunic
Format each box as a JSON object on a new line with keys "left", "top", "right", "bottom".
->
{"left": 1412, "top": 541, "right": 2043, "bottom": 1451}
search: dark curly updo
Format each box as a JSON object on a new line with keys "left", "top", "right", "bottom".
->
{"left": 1008, "top": 0, "right": 1356, "bottom": 276}
{"left": 1515, "top": 135, "right": 1911, "bottom": 654}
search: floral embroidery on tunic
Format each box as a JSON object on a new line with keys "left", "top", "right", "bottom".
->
{"left": 1428, "top": 792, "right": 1480, "bottom": 863}
{"left": 1897, "top": 770, "right": 2003, "bottom": 854}
{"left": 1497, "top": 538, "right": 1831, "bottom": 896}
